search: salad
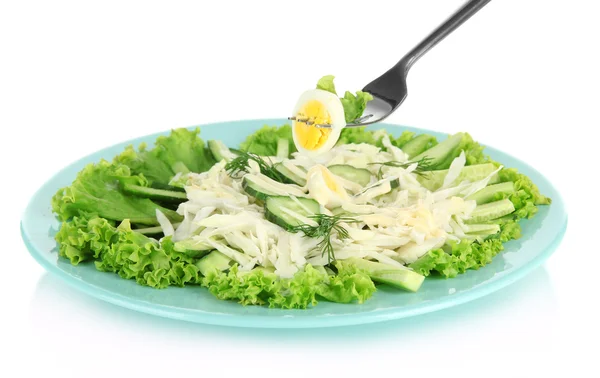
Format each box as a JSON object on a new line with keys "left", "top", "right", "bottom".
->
{"left": 51, "top": 76, "right": 551, "bottom": 309}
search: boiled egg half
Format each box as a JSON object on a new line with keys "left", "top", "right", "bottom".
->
{"left": 291, "top": 89, "right": 346, "bottom": 157}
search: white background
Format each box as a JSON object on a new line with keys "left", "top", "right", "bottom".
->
{"left": 1, "top": 0, "right": 598, "bottom": 376}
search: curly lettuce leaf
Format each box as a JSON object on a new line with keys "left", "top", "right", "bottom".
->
{"left": 317, "top": 262, "right": 376, "bottom": 304}
{"left": 459, "top": 132, "right": 488, "bottom": 166}
{"left": 409, "top": 221, "right": 522, "bottom": 278}
{"left": 315, "top": 75, "right": 373, "bottom": 123}
{"left": 316, "top": 75, "right": 336, "bottom": 94}
{"left": 337, "top": 127, "right": 383, "bottom": 146}
{"left": 239, "top": 124, "right": 296, "bottom": 156}
{"left": 498, "top": 167, "right": 551, "bottom": 213}
{"left": 114, "top": 128, "right": 215, "bottom": 185}
{"left": 55, "top": 215, "right": 201, "bottom": 288}
{"left": 392, "top": 131, "right": 417, "bottom": 148}
{"left": 340, "top": 90, "right": 374, "bottom": 124}
{"left": 55, "top": 215, "right": 118, "bottom": 265}
{"left": 201, "top": 263, "right": 376, "bottom": 309}
{"left": 51, "top": 160, "right": 181, "bottom": 225}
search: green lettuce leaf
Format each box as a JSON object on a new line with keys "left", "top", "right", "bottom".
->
{"left": 340, "top": 90, "right": 374, "bottom": 124}
{"left": 239, "top": 124, "right": 296, "bottom": 156}
{"left": 51, "top": 160, "right": 181, "bottom": 225}
{"left": 409, "top": 220, "right": 522, "bottom": 278}
{"left": 201, "top": 263, "right": 376, "bottom": 309}
{"left": 317, "top": 262, "right": 376, "bottom": 304}
{"left": 337, "top": 127, "right": 383, "bottom": 146}
{"left": 55, "top": 215, "right": 201, "bottom": 288}
{"left": 392, "top": 131, "right": 417, "bottom": 148}
{"left": 458, "top": 132, "right": 488, "bottom": 166}
{"left": 114, "top": 128, "right": 215, "bottom": 185}
{"left": 55, "top": 215, "right": 118, "bottom": 265}
{"left": 498, "top": 168, "right": 551, "bottom": 216}
{"left": 314, "top": 75, "right": 374, "bottom": 123}
{"left": 316, "top": 75, "right": 336, "bottom": 94}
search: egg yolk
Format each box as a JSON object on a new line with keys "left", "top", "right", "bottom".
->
{"left": 294, "top": 100, "right": 332, "bottom": 150}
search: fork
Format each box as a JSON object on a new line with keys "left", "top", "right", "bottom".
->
{"left": 294, "top": 0, "right": 491, "bottom": 128}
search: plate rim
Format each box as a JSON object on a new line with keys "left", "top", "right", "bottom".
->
{"left": 20, "top": 118, "right": 568, "bottom": 328}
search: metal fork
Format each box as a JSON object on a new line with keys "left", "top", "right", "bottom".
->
{"left": 293, "top": 0, "right": 491, "bottom": 128}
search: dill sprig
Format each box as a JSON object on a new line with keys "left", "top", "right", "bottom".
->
{"left": 288, "top": 214, "right": 358, "bottom": 263}
{"left": 369, "top": 157, "right": 434, "bottom": 179}
{"left": 225, "top": 150, "right": 285, "bottom": 182}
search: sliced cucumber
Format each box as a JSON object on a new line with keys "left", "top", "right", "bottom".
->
{"left": 196, "top": 251, "right": 233, "bottom": 276}
{"left": 238, "top": 266, "right": 276, "bottom": 277}
{"left": 274, "top": 164, "right": 306, "bottom": 186}
{"left": 150, "top": 182, "right": 186, "bottom": 193}
{"left": 331, "top": 207, "right": 352, "bottom": 217}
{"left": 171, "top": 161, "right": 190, "bottom": 174}
{"left": 411, "top": 132, "right": 464, "bottom": 170}
{"left": 417, "top": 163, "right": 500, "bottom": 191}
{"left": 122, "top": 183, "right": 188, "bottom": 202}
{"left": 265, "top": 196, "right": 320, "bottom": 230}
{"left": 242, "top": 174, "right": 306, "bottom": 200}
{"left": 173, "top": 238, "right": 213, "bottom": 258}
{"left": 208, "top": 140, "right": 237, "bottom": 162}
{"left": 354, "top": 179, "right": 394, "bottom": 202}
{"left": 242, "top": 176, "right": 279, "bottom": 200}
{"left": 133, "top": 225, "right": 165, "bottom": 237}
{"left": 276, "top": 138, "right": 290, "bottom": 159}
{"left": 466, "top": 198, "right": 515, "bottom": 224}
{"left": 465, "top": 182, "right": 515, "bottom": 205}
{"left": 462, "top": 223, "right": 501, "bottom": 235}
{"left": 341, "top": 258, "right": 425, "bottom": 293}
{"left": 401, "top": 134, "right": 437, "bottom": 158}
{"left": 328, "top": 165, "right": 372, "bottom": 187}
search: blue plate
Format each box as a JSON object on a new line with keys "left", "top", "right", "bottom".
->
{"left": 21, "top": 119, "right": 567, "bottom": 328}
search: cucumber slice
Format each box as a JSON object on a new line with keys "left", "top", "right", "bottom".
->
{"left": 274, "top": 164, "right": 306, "bottom": 186}
{"left": 411, "top": 132, "right": 464, "bottom": 170}
{"left": 171, "top": 161, "right": 190, "bottom": 174}
{"left": 401, "top": 134, "right": 437, "bottom": 158}
{"left": 242, "top": 174, "right": 306, "bottom": 200}
{"left": 276, "top": 138, "right": 289, "bottom": 159}
{"left": 133, "top": 225, "right": 165, "bottom": 237}
{"left": 417, "top": 163, "right": 500, "bottom": 191}
{"left": 265, "top": 196, "right": 320, "bottom": 230}
{"left": 122, "top": 183, "right": 188, "bottom": 202}
{"left": 465, "top": 182, "right": 515, "bottom": 205}
{"left": 196, "top": 251, "right": 233, "bottom": 276}
{"left": 132, "top": 222, "right": 181, "bottom": 237}
{"left": 242, "top": 176, "right": 279, "bottom": 200}
{"left": 150, "top": 182, "right": 186, "bottom": 193}
{"left": 331, "top": 207, "right": 352, "bottom": 217}
{"left": 354, "top": 179, "right": 394, "bottom": 202}
{"left": 174, "top": 238, "right": 213, "bottom": 258}
{"left": 341, "top": 258, "right": 425, "bottom": 292}
{"left": 208, "top": 140, "right": 237, "bottom": 162}
{"left": 328, "top": 165, "right": 372, "bottom": 187}
{"left": 463, "top": 223, "right": 501, "bottom": 235}
{"left": 466, "top": 198, "right": 515, "bottom": 224}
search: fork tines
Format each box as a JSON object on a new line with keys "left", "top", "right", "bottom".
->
{"left": 287, "top": 116, "right": 331, "bottom": 128}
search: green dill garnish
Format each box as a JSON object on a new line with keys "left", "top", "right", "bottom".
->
{"left": 225, "top": 150, "right": 285, "bottom": 182}
{"left": 288, "top": 214, "right": 358, "bottom": 263}
{"left": 369, "top": 157, "right": 434, "bottom": 179}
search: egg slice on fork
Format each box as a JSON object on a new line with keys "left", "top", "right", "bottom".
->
{"left": 291, "top": 89, "right": 346, "bottom": 157}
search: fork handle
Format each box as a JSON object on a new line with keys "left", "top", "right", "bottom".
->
{"left": 396, "top": 0, "right": 492, "bottom": 75}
